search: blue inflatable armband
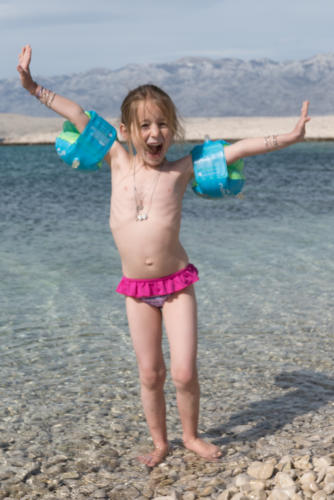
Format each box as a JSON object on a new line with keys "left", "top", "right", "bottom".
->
{"left": 55, "top": 111, "right": 117, "bottom": 171}
{"left": 191, "top": 138, "right": 245, "bottom": 198}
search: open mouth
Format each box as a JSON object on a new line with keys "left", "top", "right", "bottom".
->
{"left": 147, "top": 144, "right": 163, "bottom": 156}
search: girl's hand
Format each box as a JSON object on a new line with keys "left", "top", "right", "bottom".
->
{"left": 17, "top": 44, "right": 36, "bottom": 94}
{"left": 224, "top": 100, "right": 311, "bottom": 164}
{"left": 290, "top": 101, "right": 311, "bottom": 142}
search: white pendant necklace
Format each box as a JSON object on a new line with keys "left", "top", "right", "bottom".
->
{"left": 133, "top": 160, "right": 162, "bottom": 222}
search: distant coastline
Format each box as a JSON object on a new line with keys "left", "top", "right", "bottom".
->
{"left": 1, "top": 113, "right": 334, "bottom": 144}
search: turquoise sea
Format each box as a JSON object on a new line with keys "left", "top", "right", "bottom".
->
{"left": 1, "top": 142, "right": 334, "bottom": 436}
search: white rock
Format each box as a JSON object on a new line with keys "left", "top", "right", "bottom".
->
{"left": 275, "top": 472, "right": 295, "bottom": 488}
{"left": 311, "top": 491, "right": 327, "bottom": 500}
{"left": 309, "top": 482, "right": 319, "bottom": 493}
{"left": 249, "top": 479, "right": 266, "bottom": 492}
{"left": 301, "top": 472, "right": 316, "bottom": 484}
{"left": 323, "top": 482, "right": 334, "bottom": 495}
{"left": 247, "top": 491, "right": 266, "bottom": 500}
{"left": 293, "top": 455, "right": 311, "bottom": 471}
{"left": 235, "top": 473, "right": 251, "bottom": 487}
{"left": 284, "top": 487, "right": 298, "bottom": 498}
{"left": 277, "top": 456, "right": 293, "bottom": 472}
{"left": 313, "top": 456, "right": 332, "bottom": 470}
{"left": 247, "top": 461, "right": 275, "bottom": 480}
{"left": 182, "top": 493, "right": 196, "bottom": 500}
{"left": 300, "top": 471, "right": 318, "bottom": 492}
{"left": 153, "top": 496, "right": 177, "bottom": 500}
{"left": 324, "top": 472, "right": 334, "bottom": 484}
{"left": 317, "top": 468, "right": 327, "bottom": 484}
{"left": 267, "top": 488, "right": 290, "bottom": 500}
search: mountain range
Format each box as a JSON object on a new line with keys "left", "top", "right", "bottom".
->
{"left": 1, "top": 54, "right": 334, "bottom": 117}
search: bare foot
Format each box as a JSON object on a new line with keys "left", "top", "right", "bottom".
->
{"left": 183, "top": 437, "right": 222, "bottom": 462}
{"left": 138, "top": 444, "right": 170, "bottom": 467}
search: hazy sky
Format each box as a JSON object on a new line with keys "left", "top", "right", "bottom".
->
{"left": 2, "top": 0, "right": 333, "bottom": 79}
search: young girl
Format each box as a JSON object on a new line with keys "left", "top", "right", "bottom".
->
{"left": 17, "top": 45, "right": 310, "bottom": 467}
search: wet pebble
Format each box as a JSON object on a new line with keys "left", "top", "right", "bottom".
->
{"left": 247, "top": 460, "right": 276, "bottom": 480}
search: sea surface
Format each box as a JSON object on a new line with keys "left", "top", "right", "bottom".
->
{"left": 1, "top": 143, "right": 334, "bottom": 444}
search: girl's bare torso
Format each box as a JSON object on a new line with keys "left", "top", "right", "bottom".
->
{"left": 109, "top": 144, "right": 193, "bottom": 279}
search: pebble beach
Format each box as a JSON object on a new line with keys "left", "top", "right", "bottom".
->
{"left": 1, "top": 363, "right": 333, "bottom": 499}
{"left": 1, "top": 121, "right": 334, "bottom": 499}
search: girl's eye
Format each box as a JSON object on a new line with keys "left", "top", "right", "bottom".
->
{"left": 141, "top": 123, "right": 149, "bottom": 129}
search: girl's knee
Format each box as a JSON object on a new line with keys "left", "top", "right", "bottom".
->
{"left": 172, "top": 368, "right": 198, "bottom": 391}
{"left": 140, "top": 366, "right": 166, "bottom": 390}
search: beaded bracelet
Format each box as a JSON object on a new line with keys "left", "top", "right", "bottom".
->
{"left": 264, "top": 135, "right": 279, "bottom": 149}
{"left": 34, "top": 84, "right": 56, "bottom": 108}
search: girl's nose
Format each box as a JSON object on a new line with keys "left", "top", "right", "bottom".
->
{"left": 150, "top": 123, "right": 160, "bottom": 138}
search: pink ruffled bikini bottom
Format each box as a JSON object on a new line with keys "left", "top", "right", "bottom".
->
{"left": 116, "top": 263, "right": 199, "bottom": 308}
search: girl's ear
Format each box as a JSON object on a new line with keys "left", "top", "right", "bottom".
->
{"left": 119, "top": 123, "right": 128, "bottom": 141}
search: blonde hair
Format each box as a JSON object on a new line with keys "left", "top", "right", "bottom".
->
{"left": 120, "top": 84, "right": 184, "bottom": 152}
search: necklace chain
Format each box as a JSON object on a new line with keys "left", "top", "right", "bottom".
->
{"left": 133, "top": 160, "right": 162, "bottom": 221}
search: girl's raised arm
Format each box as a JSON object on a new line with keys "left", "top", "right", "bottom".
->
{"left": 224, "top": 101, "right": 311, "bottom": 165}
{"left": 17, "top": 45, "right": 89, "bottom": 132}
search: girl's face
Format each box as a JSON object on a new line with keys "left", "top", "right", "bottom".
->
{"left": 131, "top": 99, "right": 173, "bottom": 167}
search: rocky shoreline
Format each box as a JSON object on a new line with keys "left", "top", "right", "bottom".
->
{"left": 2, "top": 446, "right": 333, "bottom": 499}
{"left": 1, "top": 366, "right": 333, "bottom": 500}
{"left": 1, "top": 113, "right": 334, "bottom": 144}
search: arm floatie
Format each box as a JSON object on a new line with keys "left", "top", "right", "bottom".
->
{"left": 55, "top": 111, "right": 117, "bottom": 171}
{"left": 191, "top": 138, "right": 245, "bottom": 198}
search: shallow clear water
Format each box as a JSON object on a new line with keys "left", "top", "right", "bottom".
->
{"left": 1, "top": 143, "right": 334, "bottom": 409}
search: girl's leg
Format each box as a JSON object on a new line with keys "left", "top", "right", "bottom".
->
{"left": 162, "top": 285, "right": 222, "bottom": 461}
{"left": 126, "top": 297, "right": 169, "bottom": 466}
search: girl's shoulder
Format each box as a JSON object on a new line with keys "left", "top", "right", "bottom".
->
{"left": 105, "top": 140, "right": 131, "bottom": 170}
{"left": 168, "top": 153, "right": 193, "bottom": 180}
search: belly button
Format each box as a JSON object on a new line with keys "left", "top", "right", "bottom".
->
{"left": 145, "top": 259, "right": 153, "bottom": 266}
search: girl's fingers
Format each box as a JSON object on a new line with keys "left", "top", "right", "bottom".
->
{"left": 18, "top": 45, "right": 31, "bottom": 71}
{"left": 301, "top": 100, "right": 309, "bottom": 118}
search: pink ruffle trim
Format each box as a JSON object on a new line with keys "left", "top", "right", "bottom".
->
{"left": 116, "top": 263, "right": 199, "bottom": 298}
